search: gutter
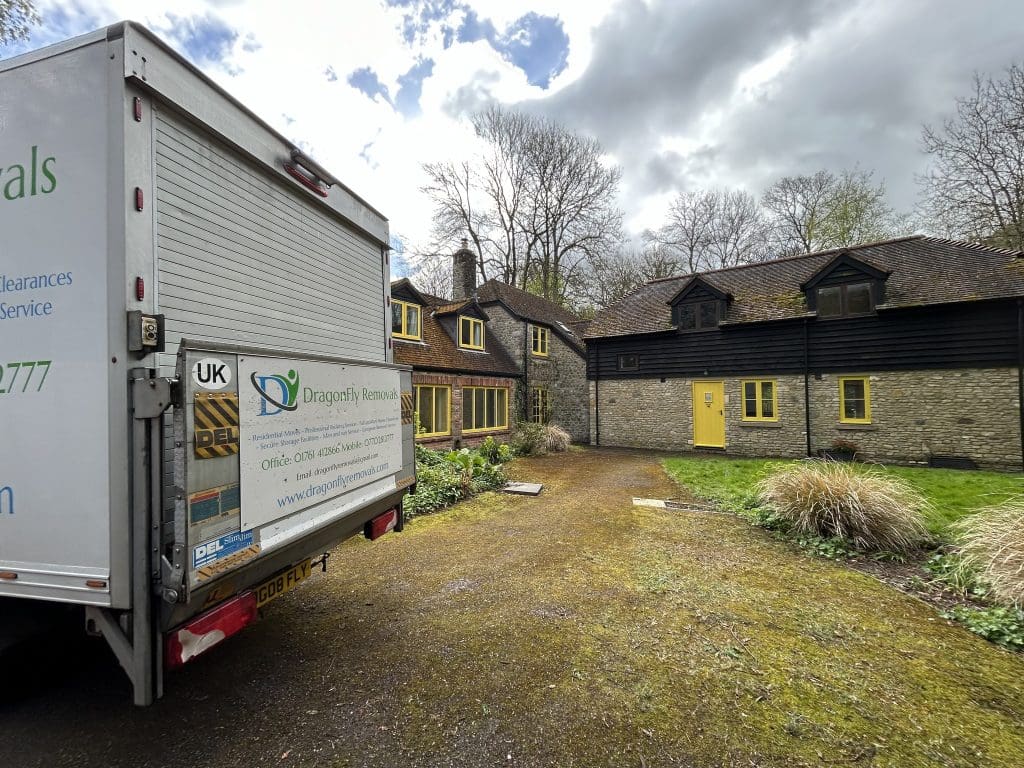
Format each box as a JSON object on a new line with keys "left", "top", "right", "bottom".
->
{"left": 1018, "top": 300, "right": 1024, "bottom": 471}
{"left": 594, "top": 345, "right": 601, "bottom": 446}
{"left": 804, "top": 318, "right": 812, "bottom": 457}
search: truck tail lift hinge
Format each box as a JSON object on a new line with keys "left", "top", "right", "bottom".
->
{"left": 131, "top": 375, "right": 174, "bottom": 419}
{"left": 159, "top": 556, "right": 185, "bottom": 603}
{"left": 311, "top": 552, "right": 330, "bottom": 573}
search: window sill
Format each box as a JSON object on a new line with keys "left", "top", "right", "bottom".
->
{"left": 837, "top": 423, "right": 877, "bottom": 431}
{"left": 739, "top": 421, "right": 782, "bottom": 429}
{"left": 462, "top": 427, "right": 510, "bottom": 435}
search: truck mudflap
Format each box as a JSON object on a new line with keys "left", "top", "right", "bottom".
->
{"left": 168, "top": 340, "right": 415, "bottom": 607}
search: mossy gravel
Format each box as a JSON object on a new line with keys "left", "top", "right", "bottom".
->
{"left": 314, "top": 448, "right": 1024, "bottom": 767}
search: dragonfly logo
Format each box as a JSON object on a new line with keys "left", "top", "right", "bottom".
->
{"left": 250, "top": 369, "right": 300, "bottom": 416}
{"left": 0, "top": 485, "right": 12, "bottom": 516}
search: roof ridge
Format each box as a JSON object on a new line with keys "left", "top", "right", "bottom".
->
{"left": 919, "top": 235, "right": 1024, "bottom": 258}
{"left": 643, "top": 235, "right": 927, "bottom": 286}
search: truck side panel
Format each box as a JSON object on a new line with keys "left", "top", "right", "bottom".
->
{"left": 152, "top": 107, "right": 388, "bottom": 359}
{"left": 0, "top": 41, "right": 120, "bottom": 606}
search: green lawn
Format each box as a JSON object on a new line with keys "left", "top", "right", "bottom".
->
{"left": 662, "top": 455, "right": 1023, "bottom": 538}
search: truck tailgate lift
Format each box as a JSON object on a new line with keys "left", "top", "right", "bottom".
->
{"left": 85, "top": 370, "right": 173, "bottom": 706}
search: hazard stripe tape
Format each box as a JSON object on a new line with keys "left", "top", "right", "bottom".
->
{"left": 195, "top": 392, "right": 240, "bottom": 459}
{"left": 401, "top": 391, "right": 414, "bottom": 425}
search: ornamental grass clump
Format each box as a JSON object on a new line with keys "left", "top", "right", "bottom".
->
{"left": 953, "top": 499, "right": 1024, "bottom": 608}
{"left": 756, "top": 460, "right": 930, "bottom": 553}
{"left": 543, "top": 424, "right": 571, "bottom": 453}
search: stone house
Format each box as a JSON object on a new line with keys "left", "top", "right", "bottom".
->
{"left": 391, "top": 241, "right": 590, "bottom": 447}
{"left": 584, "top": 236, "right": 1024, "bottom": 470}
{"left": 390, "top": 277, "right": 519, "bottom": 450}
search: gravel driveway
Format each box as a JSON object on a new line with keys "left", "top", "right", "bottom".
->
{"left": 2, "top": 448, "right": 1022, "bottom": 767}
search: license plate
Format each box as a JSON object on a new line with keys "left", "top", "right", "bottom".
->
{"left": 255, "top": 560, "right": 312, "bottom": 608}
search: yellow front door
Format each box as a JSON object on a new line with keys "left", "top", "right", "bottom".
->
{"left": 692, "top": 381, "right": 725, "bottom": 448}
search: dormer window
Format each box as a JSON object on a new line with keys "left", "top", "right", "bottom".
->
{"left": 802, "top": 252, "right": 888, "bottom": 320}
{"left": 677, "top": 300, "right": 720, "bottom": 331}
{"left": 816, "top": 282, "right": 874, "bottom": 318}
{"left": 392, "top": 299, "right": 421, "bottom": 340}
{"left": 459, "top": 316, "right": 484, "bottom": 349}
{"left": 667, "top": 276, "right": 729, "bottom": 333}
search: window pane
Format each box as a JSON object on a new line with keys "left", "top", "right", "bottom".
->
{"left": 678, "top": 304, "right": 696, "bottom": 329}
{"left": 460, "top": 318, "right": 470, "bottom": 344}
{"left": 473, "top": 321, "right": 483, "bottom": 347}
{"left": 407, "top": 305, "right": 420, "bottom": 336}
{"left": 843, "top": 380, "right": 866, "bottom": 420}
{"left": 498, "top": 389, "right": 508, "bottom": 427}
{"left": 485, "top": 389, "right": 495, "bottom": 428}
{"left": 699, "top": 301, "right": 718, "bottom": 328}
{"left": 392, "top": 303, "right": 403, "bottom": 334}
{"left": 818, "top": 286, "right": 841, "bottom": 316}
{"left": 417, "top": 388, "right": 432, "bottom": 432}
{"left": 618, "top": 354, "right": 638, "bottom": 371}
{"left": 846, "top": 283, "right": 872, "bottom": 315}
{"left": 743, "top": 382, "right": 757, "bottom": 418}
{"left": 761, "top": 381, "right": 774, "bottom": 418}
{"left": 434, "top": 389, "right": 448, "bottom": 433}
{"left": 463, "top": 391, "right": 473, "bottom": 430}
{"left": 475, "top": 389, "right": 485, "bottom": 428}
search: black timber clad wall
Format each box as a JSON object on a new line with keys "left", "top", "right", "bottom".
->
{"left": 588, "top": 299, "right": 1018, "bottom": 378}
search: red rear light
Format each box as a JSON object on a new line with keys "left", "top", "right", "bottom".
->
{"left": 135, "top": 276, "right": 145, "bottom": 301}
{"left": 165, "top": 591, "right": 257, "bottom": 670}
{"left": 365, "top": 508, "right": 398, "bottom": 541}
{"left": 134, "top": 187, "right": 144, "bottom": 211}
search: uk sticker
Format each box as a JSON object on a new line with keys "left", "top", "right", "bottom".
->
{"left": 192, "top": 530, "right": 254, "bottom": 569}
{"left": 192, "top": 357, "right": 232, "bottom": 390}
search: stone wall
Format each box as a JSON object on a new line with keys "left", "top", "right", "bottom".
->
{"left": 482, "top": 304, "right": 590, "bottom": 443}
{"left": 412, "top": 372, "right": 518, "bottom": 451}
{"left": 808, "top": 369, "right": 1021, "bottom": 470}
{"left": 590, "top": 367, "right": 1021, "bottom": 470}
{"left": 527, "top": 331, "right": 589, "bottom": 443}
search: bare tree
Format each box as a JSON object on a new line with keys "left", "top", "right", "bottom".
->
{"left": 581, "top": 243, "right": 681, "bottom": 311}
{"left": 763, "top": 169, "right": 905, "bottom": 253}
{"left": 646, "top": 189, "right": 772, "bottom": 272}
{"left": 520, "top": 118, "right": 623, "bottom": 303}
{"left": 0, "top": 0, "right": 39, "bottom": 46}
{"left": 419, "top": 108, "right": 623, "bottom": 304}
{"left": 920, "top": 64, "right": 1024, "bottom": 250}
{"left": 644, "top": 190, "right": 717, "bottom": 272}
{"left": 761, "top": 171, "right": 837, "bottom": 253}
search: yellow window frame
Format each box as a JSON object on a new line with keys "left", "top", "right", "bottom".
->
{"left": 839, "top": 376, "right": 872, "bottom": 424}
{"left": 462, "top": 386, "right": 509, "bottom": 433}
{"left": 740, "top": 379, "right": 778, "bottom": 422}
{"left": 414, "top": 385, "right": 451, "bottom": 437}
{"left": 532, "top": 326, "right": 549, "bottom": 356}
{"left": 531, "top": 386, "right": 548, "bottom": 424}
{"left": 392, "top": 299, "right": 421, "bottom": 340}
{"left": 459, "top": 316, "right": 484, "bottom": 350}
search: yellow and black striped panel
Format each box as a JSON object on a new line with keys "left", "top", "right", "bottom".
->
{"left": 401, "top": 391, "right": 414, "bottom": 425}
{"left": 194, "top": 392, "right": 240, "bottom": 459}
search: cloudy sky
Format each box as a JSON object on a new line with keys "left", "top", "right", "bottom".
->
{"left": 4, "top": 0, "right": 1024, "bottom": 267}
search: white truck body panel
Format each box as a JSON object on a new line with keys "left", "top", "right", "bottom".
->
{"left": 0, "top": 38, "right": 121, "bottom": 606}
{"left": 0, "top": 23, "right": 410, "bottom": 618}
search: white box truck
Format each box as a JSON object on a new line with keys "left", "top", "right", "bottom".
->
{"left": 0, "top": 22, "right": 416, "bottom": 704}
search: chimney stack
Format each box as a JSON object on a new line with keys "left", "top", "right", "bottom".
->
{"left": 452, "top": 237, "right": 477, "bottom": 300}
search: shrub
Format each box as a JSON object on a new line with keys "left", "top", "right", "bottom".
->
{"left": 543, "top": 424, "right": 571, "bottom": 453}
{"left": 952, "top": 499, "right": 1024, "bottom": 608}
{"left": 755, "top": 460, "right": 931, "bottom": 553}
{"left": 941, "top": 605, "right": 1024, "bottom": 650}
{"left": 477, "top": 436, "right": 514, "bottom": 465}
{"left": 404, "top": 461, "right": 462, "bottom": 518}
{"left": 511, "top": 422, "right": 547, "bottom": 456}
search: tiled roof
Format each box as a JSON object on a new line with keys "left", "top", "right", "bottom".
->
{"left": 476, "top": 279, "right": 586, "bottom": 352}
{"left": 585, "top": 236, "right": 1024, "bottom": 339}
{"left": 392, "top": 298, "right": 519, "bottom": 377}
{"left": 477, "top": 280, "right": 581, "bottom": 326}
